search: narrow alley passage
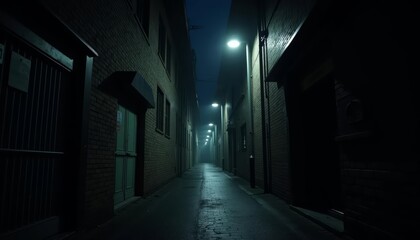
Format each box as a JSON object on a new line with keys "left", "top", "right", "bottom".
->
{"left": 70, "top": 164, "right": 342, "bottom": 240}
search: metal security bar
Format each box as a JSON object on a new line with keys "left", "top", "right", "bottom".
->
{"left": 0, "top": 154, "right": 62, "bottom": 232}
{"left": 0, "top": 31, "right": 68, "bottom": 234}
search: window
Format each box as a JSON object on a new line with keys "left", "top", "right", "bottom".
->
{"left": 240, "top": 123, "right": 247, "bottom": 151}
{"left": 128, "top": 0, "right": 150, "bottom": 36}
{"left": 158, "top": 16, "right": 172, "bottom": 77}
{"left": 156, "top": 88, "right": 171, "bottom": 136}
{"left": 158, "top": 16, "right": 166, "bottom": 63}
{"left": 166, "top": 41, "right": 171, "bottom": 76}
{"left": 165, "top": 100, "right": 171, "bottom": 137}
{"left": 156, "top": 87, "right": 164, "bottom": 132}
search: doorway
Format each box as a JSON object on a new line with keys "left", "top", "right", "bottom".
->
{"left": 228, "top": 126, "right": 237, "bottom": 174}
{"left": 114, "top": 105, "right": 137, "bottom": 206}
{"left": 300, "top": 75, "right": 342, "bottom": 212}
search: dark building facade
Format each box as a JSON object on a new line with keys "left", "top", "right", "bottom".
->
{"left": 0, "top": 0, "right": 198, "bottom": 239}
{"left": 218, "top": 0, "right": 419, "bottom": 239}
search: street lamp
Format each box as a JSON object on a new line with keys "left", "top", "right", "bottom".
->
{"left": 208, "top": 121, "right": 219, "bottom": 166}
{"left": 227, "top": 39, "right": 240, "bottom": 48}
{"left": 211, "top": 102, "right": 225, "bottom": 169}
{"left": 227, "top": 38, "right": 255, "bottom": 188}
{"left": 206, "top": 127, "right": 217, "bottom": 164}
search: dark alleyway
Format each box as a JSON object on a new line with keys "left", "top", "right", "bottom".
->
{"left": 68, "top": 163, "right": 342, "bottom": 240}
{"left": 1, "top": 1, "right": 418, "bottom": 240}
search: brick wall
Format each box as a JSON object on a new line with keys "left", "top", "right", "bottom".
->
{"left": 266, "top": 85, "right": 291, "bottom": 202}
{"left": 41, "top": 0, "right": 189, "bottom": 227}
{"left": 249, "top": 0, "right": 313, "bottom": 198}
{"left": 250, "top": 38, "right": 264, "bottom": 188}
{"left": 265, "top": 0, "right": 315, "bottom": 72}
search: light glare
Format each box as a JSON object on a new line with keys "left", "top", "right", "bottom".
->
{"left": 227, "top": 39, "right": 240, "bottom": 48}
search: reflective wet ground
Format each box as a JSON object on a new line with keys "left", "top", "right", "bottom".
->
{"left": 70, "top": 163, "right": 342, "bottom": 240}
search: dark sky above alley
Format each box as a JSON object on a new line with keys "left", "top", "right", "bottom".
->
{"left": 186, "top": 0, "right": 232, "bottom": 124}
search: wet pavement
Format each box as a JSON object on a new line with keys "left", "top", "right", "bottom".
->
{"left": 69, "top": 163, "right": 344, "bottom": 240}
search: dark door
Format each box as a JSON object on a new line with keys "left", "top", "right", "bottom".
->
{"left": 114, "top": 105, "right": 137, "bottom": 206}
{"left": 301, "top": 75, "right": 341, "bottom": 211}
{"left": 228, "top": 127, "right": 237, "bottom": 174}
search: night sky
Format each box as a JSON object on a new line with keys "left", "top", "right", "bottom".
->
{"left": 186, "top": 0, "right": 232, "bottom": 126}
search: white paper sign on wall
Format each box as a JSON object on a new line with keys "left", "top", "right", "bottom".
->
{"left": 9, "top": 51, "right": 31, "bottom": 93}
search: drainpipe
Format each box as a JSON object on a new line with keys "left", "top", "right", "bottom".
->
{"left": 257, "top": 0, "right": 270, "bottom": 193}
{"left": 246, "top": 43, "right": 255, "bottom": 188}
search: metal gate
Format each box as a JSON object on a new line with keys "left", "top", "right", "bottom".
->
{"left": 0, "top": 30, "right": 70, "bottom": 237}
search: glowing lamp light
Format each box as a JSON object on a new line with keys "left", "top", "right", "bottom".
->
{"left": 211, "top": 103, "right": 219, "bottom": 108}
{"left": 227, "top": 39, "right": 240, "bottom": 48}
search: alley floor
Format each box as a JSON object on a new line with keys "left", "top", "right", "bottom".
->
{"left": 68, "top": 163, "right": 344, "bottom": 240}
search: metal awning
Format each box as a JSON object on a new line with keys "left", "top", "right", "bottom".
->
{"left": 99, "top": 71, "right": 155, "bottom": 109}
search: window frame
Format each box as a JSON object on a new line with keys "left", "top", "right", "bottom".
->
{"left": 156, "top": 87, "right": 164, "bottom": 133}
{"left": 157, "top": 15, "right": 172, "bottom": 79}
{"left": 127, "top": 0, "right": 150, "bottom": 38}
{"left": 165, "top": 40, "right": 171, "bottom": 76}
{"left": 158, "top": 16, "right": 166, "bottom": 63}
{"left": 165, "top": 99, "right": 171, "bottom": 137}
